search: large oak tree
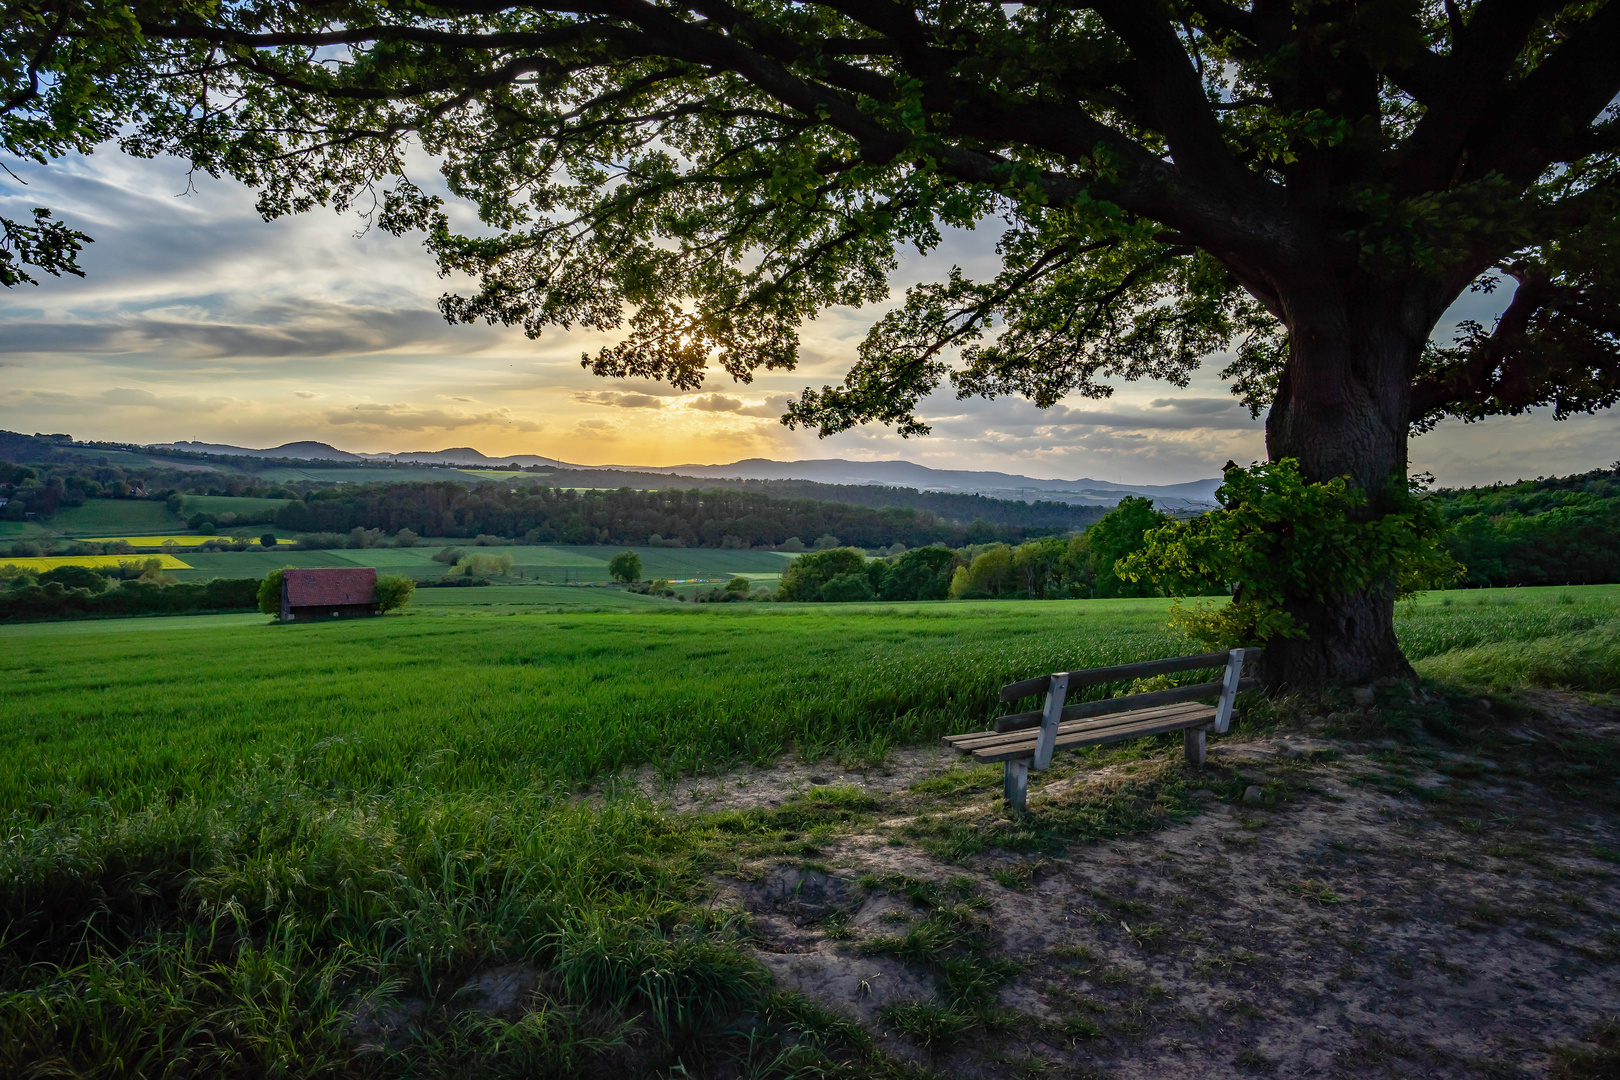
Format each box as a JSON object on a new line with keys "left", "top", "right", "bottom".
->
{"left": 6, "top": 0, "right": 1619, "bottom": 687}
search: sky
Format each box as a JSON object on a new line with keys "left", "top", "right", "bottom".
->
{"left": 1, "top": 149, "right": 1614, "bottom": 488}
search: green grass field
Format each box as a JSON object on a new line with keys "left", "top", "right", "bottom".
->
{"left": 2, "top": 584, "right": 1615, "bottom": 1075}
{"left": 0, "top": 498, "right": 186, "bottom": 539}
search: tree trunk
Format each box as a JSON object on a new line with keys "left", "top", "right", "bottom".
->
{"left": 1259, "top": 288, "right": 1425, "bottom": 692}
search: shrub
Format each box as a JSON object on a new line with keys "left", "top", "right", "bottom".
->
{"left": 608, "top": 551, "right": 643, "bottom": 583}
{"left": 37, "top": 565, "right": 110, "bottom": 594}
{"left": 257, "top": 568, "right": 286, "bottom": 615}
{"left": 394, "top": 528, "right": 419, "bottom": 547}
{"left": 259, "top": 532, "right": 277, "bottom": 548}
{"left": 374, "top": 574, "right": 416, "bottom": 612}
{"left": 778, "top": 536, "right": 806, "bottom": 552}
{"left": 432, "top": 546, "right": 466, "bottom": 565}
{"left": 1122, "top": 459, "right": 1462, "bottom": 648}
{"left": 453, "top": 553, "right": 513, "bottom": 578}
{"left": 723, "top": 576, "right": 750, "bottom": 595}
{"left": 346, "top": 526, "right": 382, "bottom": 549}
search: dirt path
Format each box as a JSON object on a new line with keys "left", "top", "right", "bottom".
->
{"left": 685, "top": 692, "right": 1620, "bottom": 1078}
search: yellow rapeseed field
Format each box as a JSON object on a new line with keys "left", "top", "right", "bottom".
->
{"left": 1, "top": 554, "right": 193, "bottom": 572}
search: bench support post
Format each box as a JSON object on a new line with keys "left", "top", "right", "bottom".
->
{"left": 1213, "top": 648, "right": 1247, "bottom": 734}
{"left": 1032, "top": 672, "right": 1069, "bottom": 771}
{"left": 1183, "top": 727, "right": 1206, "bottom": 766}
{"left": 1004, "top": 759, "right": 1029, "bottom": 811}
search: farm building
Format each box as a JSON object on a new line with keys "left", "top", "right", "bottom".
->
{"left": 280, "top": 567, "right": 379, "bottom": 621}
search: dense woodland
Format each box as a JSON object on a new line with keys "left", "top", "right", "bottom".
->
{"left": 1437, "top": 467, "right": 1620, "bottom": 588}
{"left": 273, "top": 482, "right": 1048, "bottom": 549}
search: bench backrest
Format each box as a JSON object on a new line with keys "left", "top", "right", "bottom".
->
{"left": 998, "top": 649, "right": 1262, "bottom": 751}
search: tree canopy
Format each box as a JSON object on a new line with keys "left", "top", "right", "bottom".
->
{"left": 3, "top": 0, "right": 1614, "bottom": 431}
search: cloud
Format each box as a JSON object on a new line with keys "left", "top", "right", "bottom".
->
{"left": 0, "top": 302, "right": 490, "bottom": 359}
{"left": 101, "top": 387, "right": 159, "bottom": 405}
{"left": 294, "top": 390, "right": 319, "bottom": 399}
{"left": 687, "top": 393, "right": 743, "bottom": 412}
{"left": 686, "top": 392, "right": 792, "bottom": 418}
{"left": 325, "top": 401, "right": 543, "bottom": 433}
{"left": 573, "top": 390, "right": 665, "bottom": 409}
{"left": 1148, "top": 396, "right": 1245, "bottom": 416}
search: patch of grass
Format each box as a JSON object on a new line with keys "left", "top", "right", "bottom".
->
{"left": 1269, "top": 877, "right": 1350, "bottom": 905}
{"left": 878, "top": 1000, "right": 979, "bottom": 1047}
{"left": 1415, "top": 627, "right": 1620, "bottom": 693}
{"left": 1551, "top": 1017, "right": 1620, "bottom": 1080}
{"left": 990, "top": 860, "right": 1046, "bottom": 890}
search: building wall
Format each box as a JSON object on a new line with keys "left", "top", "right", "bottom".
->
{"left": 284, "top": 603, "right": 378, "bottom": 621}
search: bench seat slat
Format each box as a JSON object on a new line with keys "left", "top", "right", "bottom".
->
{"left": 967, "top": 706, "right": 1219, "bottom": 763}
{"left": 943, "top": 701, "right": 1211, "bottom": 751}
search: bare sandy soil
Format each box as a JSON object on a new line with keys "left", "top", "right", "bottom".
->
{"left": 682, "top": 692, "right": 1620, "bottom": 1078}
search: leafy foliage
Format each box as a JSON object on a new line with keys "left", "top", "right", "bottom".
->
{"left": 255, "top": 567, "right": 284, "bottom": 616}
{"left": 1122, "top": 461, "right": 1461, "bottom": 648}
{"left": 607, "top": 550, "right": 642, "bottom": 583}
{"left": 5, "top": 3, "right": 1616, "bottom": 438}
{"left": 373, "top": 573, "right": 415, "bottom": 612}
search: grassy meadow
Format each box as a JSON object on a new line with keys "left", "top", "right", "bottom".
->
{"left": 1, "top": 586, "right": 1616, "bottom": 1076}
{"left": 0, "top": 497, "right": 186, "bottom": 539}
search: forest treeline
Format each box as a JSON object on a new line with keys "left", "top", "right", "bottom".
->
{"left": 1435, "top": 466, "right": 1620, "bottom": 587}
{"left": 271, "top": 482, "right": 1062, "bottom": 549}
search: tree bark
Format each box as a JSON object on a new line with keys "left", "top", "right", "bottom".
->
{"left": 1258, "top": 283, "right": 1429, "bottom": 692}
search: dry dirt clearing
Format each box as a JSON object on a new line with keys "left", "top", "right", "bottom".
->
{"left": 656, "top": 692, "right": 1620, "bottom": 1078}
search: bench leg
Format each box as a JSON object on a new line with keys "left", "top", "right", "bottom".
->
{"left": 1004, "top": 759, "right": 1030, "bottom": 811}
{"left": 1183, "top": 727, "right": 1206, "bottom": 767}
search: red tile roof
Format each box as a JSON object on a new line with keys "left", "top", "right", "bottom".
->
{"left": 283, "top": 567, "right": 377, "bottom": 607}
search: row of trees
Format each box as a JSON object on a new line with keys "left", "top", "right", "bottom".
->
{"left": 0, "top": 573, "right": 259, "bottom": 622}
{"left": 771, "top": 497, "right": 1179, "bottom": 603}
{"left": 273, "top": 482, "right": 1060, "bottom": 549}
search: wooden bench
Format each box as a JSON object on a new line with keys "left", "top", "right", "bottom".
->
{"left": 943, "top": 648, "right": 1261, "bottom": 810}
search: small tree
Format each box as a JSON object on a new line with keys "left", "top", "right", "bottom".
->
{"left": 724, "top": 576, "right": 751, "bottom": 595}
{"left": 257, "top": 568, "right": 286, "bottom": 616}
{"left": 394, "top": 529, "right": 419, "bottom": 548}
{"left": 374, "top": 575, "right": 416, "bottom": 612}
{"left": 259, "top": 532, "right": 277, "bottom": 549}
{"left": 432, "top": 546, "right": 466, "bottom": 565}
{"left": 608, "top": 551, "right": 642, "bottom": 583}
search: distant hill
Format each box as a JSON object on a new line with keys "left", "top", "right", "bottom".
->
{"left": 140, "top": 440, "right": 1222, "bottom": 508}
{"left": 155, "top": 440, "right": 363, "bottom": 462}
{"left": 606, "top": 457, "right": 1223, "bottom": 507}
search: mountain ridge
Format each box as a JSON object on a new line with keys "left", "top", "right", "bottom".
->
{"left": 147, "top": 440, "right": 1221, "bottom": 507}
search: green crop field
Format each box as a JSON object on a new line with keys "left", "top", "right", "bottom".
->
{"left": 2, "top": 585, "right": 1616, "bottom": 1075}
{"left": 0, "top": 498, "right": 186, "bottom": 538}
